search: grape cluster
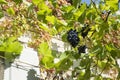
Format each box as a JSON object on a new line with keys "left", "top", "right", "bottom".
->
{"left": 81, "top": 24, "right": 90, "bottom": 38}
{"left": 78, "top": 45, "right": 87, "bottom": 54}
{"left": 67, "top": 29, "right": 80, "bottom": 47}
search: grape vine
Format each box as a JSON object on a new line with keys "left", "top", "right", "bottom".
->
{"left": 0, "top": 0, "right": 120, "bottom": 80}
{"left": 67, "top": 29, "right": 80, "bottom": 47}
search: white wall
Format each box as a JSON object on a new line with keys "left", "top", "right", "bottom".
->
{"left": 4, "top": 35, "right": 40, "bottom": 80}
{"left": 4, "top": 35, "right": 70, "bottom": 80}
{"left": 4, "top": 44, "right": 40, "bottom": 80}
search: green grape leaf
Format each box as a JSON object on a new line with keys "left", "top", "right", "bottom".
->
{"left": 5, "top": 37, "right": 23, "bottom": 54}
{"left": 59, "top": 52, "right": 68, "bottom": 60}
{"left": 54, "top": 51, "right": 73, "bottom": 72}
{"left": 105, "top": 44, "right": 115, "bottom": 52}
{"left": 0, "top": 46, "right": 5, "bottom": 52}
{"left": 106, "top": 0, "right": 118, "bottom": 11}
{"left": 41, "top": 56, "right": 54, "bottom": 69}
{"left": 6, "top": 42, "right": 23, "bottom": 54}
{"left": 86, "top": 8, "right": 96, "bottom": 20}
{"left": 0, "top": 37, "right": 23, "bottom": 53}
{"left": 0, "top": 0, "right": 7, "bottom": 4}
{"left": 37, "top": 1, "right": 52, "bottom": 21}
{"left": 0, "top": 9, "right": 4, "bottom": 18}
{"left": 78, "top": 70, "right": 85, "bottom": 80}
{"left": 46, "top": 16, "right": 56, "bottom": 25}
{"left": 38, "top": 2, "right": 52, "bottom": 14}
{"left": 38, "top": 42, "right": 54, "bottom": 69}
{"left": 55, "top": 57, "right": 72, "bottom": 72}
{"left": 78, "top": 10, "right": 86, "bottom": 24}
{"left": 6, "top": 7, "right": 15, "bottom": 15}
{"left": 61, "top": 32, "right": 68, "bottom": 42}
{"left": 38, "top": 42, "right": 52, "bottom": 57}
{"left": 73, "top": 0, "right": 81, "bottom": 8}
{"left": 97, "top": 60, "right": 107, "bottom": 69}
{"left": 37, "top": 14, "right": 45, "bottom": 21}
{"left": 0, "top": 37, "right": 23, "bottom": 62}
{"left": 13, "top": 0, "right": 22, "bottom": 4}
{"left": 61, "top": 6, "right": 74, "bottom": 13}
{"left": 110, "top": 50, "right": 117, "bottom": 59}
{"left": 74, "top": 3, "right": 86, "bottom": 20}
{"left": 39, "top": 22, "right": 50, "bottom": 32}
{"left": 32, "top": 0, "right": 41, "bottom": 5}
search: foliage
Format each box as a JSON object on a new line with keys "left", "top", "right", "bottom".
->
{"left": 0, "top": 37, "right": 23, "bottom": 61}
{"left": 0, "top": 0, "right": 120, "bottom": 79}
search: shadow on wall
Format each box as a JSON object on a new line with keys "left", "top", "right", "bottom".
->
{"left": 27, "top": 69, "right": 40, "bottom": 80}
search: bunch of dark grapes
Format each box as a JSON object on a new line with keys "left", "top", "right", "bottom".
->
{"left": 81, "top": 24, "right": 90, "bottom": 38}
{"left": 67, "top": 29, "right": 80, "bottom": 47}
{"left": 78, "top": 45, "right": 87, "bottom": 54}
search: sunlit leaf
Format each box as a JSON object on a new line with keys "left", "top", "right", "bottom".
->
{"left": 78, "top": 11, "right": 86, "bottom": 24}
{"left": 0, "top": 37, "right": 23, "bottom": 62}
{"left": 106, "top": 0, "right": 118, "bottom": 11}
{"left": 97, "top": 60, "right": 107, "bottom": 69}
{"left": 39, "top": 22, "right": 50, "bottom": 32}
{"left": 7, "top": 7, "right": 15, "bottom": 15}
{"left": 0, "top": 9, "right": 4, "bottom": 18}
{"left": 41, "top": 56, "right": 54, "bottom": 69}
{"left": 55, "top": 57, "right": 72, "bottom": 72}
{"left": 73, "top": 0, "right": 81, "bottom": 8}
{"left": 74, "top": 3, "right": 86, "bottom": 20}
{"left": 13, "top": 0, "right": 22, "bottom": 4}
{"left": 62, "top": 32, "right": 68, "bottom": 42}
{"left": 32, "top": 0, "right": 41, "bottom": 5}
{"left": 6, "top": 42, "right": 23, "bottom": 53}
{"left": 38, "top": 42, "right": 52, "bottom": 57}
{"left": 0, "top": 0, "right": 7, "bottom": 4}
{"left": 38, "top": 42, "right": 54, "bottom": 68}
{"left": 61, "top": 6, "right": 74, "bottom": 13}
{"left": 37, "top": 2, "right": 52, "bottom": 14}
{"left": 46, "top": 16, "right": 56, "bottom": 25}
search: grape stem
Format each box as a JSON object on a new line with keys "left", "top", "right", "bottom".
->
{"left": 104, "top": 11, "right": 111, "bottom": 22}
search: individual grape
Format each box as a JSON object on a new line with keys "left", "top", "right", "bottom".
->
{"left": 78, "top": 45, "right": 87, "bottom": 54}
{"left": 67, "top": 29, "right": 80, "bottom": 47}
{"left": 81, "top": 24, "right": 90, "bottom": 38}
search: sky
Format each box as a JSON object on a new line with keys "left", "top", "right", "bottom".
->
{"left": 82, "top": 0, "right": 91, "bottom": 5}
{"left": 81, "top": 0, "right": 100, "bottom": 5}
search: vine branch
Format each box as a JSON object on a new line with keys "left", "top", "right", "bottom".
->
{"left": 91, "top": 0, "right": 101, "bottom": 16}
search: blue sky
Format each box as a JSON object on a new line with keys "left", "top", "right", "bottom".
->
{"left": 81, "top": 0, "right": 100, "bottom": 5}
{"left": 82, "top": 0, "right": 91, "bottom": 5}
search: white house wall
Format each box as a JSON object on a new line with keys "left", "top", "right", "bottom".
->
{"left": 4, "top": 44, "right": 40, "bottom": 80}
{"left": 4, "top": 37, "right": 71, "bottom": 80}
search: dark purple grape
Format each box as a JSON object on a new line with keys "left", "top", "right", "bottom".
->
{"left": 78, "top": 45, "right": 87, "bottom": 54}
{"left": 81, "top": 25, "right": 90, "bottom": 38}
{"left": 67, "top": 29, "right": 80, "bottom": 47}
